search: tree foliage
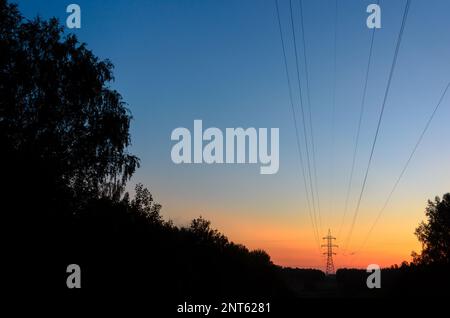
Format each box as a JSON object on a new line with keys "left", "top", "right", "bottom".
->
{"left": 413, "top": 193, "right": 450, "bottom": 265}
{"left": 130, "top": 183, "right": 162, "bottom": 223}
{"left": 0, "top": 0, "right": 138, "bottom": 200}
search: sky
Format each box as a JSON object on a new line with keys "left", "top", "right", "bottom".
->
{"left": 16, "top": 0, "right": 450, "bottom": 270}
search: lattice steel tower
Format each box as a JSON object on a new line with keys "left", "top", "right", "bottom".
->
{"left": 322, "top": 229, "right": 338, "bottom": 275}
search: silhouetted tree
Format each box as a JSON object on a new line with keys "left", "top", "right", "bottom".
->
{"left": 413, "top": 193, "right": 450, "bottom": 265}
{"left": 1, "top": 0, "right": 140, "bottom": 290}
{"left": 250, "top": 249, "right": 272, "bottom": 265}
{"left": 189, "top": 216, "right": 229, "bottom": 247}
{"left": 130, "top": 183, "right": 163, "bottom": 223}
{"left": 0, "top": 0, "right": 138, "bottom": 201}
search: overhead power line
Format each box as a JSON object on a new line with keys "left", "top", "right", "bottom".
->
{"left": 329, "top": 0, "right": 338, "bottom": 220}
{"left": 343, "top": 0, "right": 412, "bottom": 252}
{"left": 274, "top": 0, "right": 320, "bottom": 249}
{"left": 288, "top": 0, "right": 322, "bottom": 234}
{"left": 355, "top": 81, "right": 450, "bottom": 254}
{"left": 298, "top": 0, "right": 321, "bottom": 225}
{"left": 338, "top": 1, "right": 378, "bottom": 240}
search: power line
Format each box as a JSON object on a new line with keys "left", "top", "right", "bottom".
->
{"left": 288, "top": 0, "right": 322, "bottom": 234}
{"left": 343, "top": 0, "right": 412, "bottom": 252}
{"left": 329, "top": 0, "right": 338, "bottom": 221}
{"left": 298, "top": 0, "right": 321, "bottom": 225}
{"left": 274, "top": 0, "right": 320, "bottom": 249}
{"left": 355, "top": 82, "right": 450, "bottom": 254}
{"left": 338, "top": 2, "right": 378, "bottom": 240}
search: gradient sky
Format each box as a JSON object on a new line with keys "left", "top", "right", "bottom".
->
{"left": 16, "top": 0, "right": 450, "bottom": 270}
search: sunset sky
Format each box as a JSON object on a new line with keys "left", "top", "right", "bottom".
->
{"left": 17, "top": 0, "right": 450, "bottom": 270}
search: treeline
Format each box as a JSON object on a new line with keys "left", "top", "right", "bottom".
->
{"left": 58, "top": 184, "right": 294, "bottom": 296}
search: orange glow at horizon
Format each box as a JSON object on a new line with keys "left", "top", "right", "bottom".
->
{"left": 160, "top": 202, "right": 424, "bottom": 271}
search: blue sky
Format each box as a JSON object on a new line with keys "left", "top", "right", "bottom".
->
{"left": 16, "top": 0, "right": 450, "bottom": 268}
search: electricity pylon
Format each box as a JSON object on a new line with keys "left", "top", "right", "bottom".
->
{"left": 322, "top": 229, "right": 338, "bottom": 275}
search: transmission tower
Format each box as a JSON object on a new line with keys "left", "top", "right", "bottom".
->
{"left": 322, "top": 229, "right": 338, "bottom": 275}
